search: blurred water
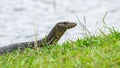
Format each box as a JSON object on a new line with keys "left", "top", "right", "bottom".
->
{"left": 0, "top": 0, "right": 120, "bottom": 46}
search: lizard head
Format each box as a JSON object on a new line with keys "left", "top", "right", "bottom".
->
{"left": 57, "top": 21, "right": 77, "bottom": 29}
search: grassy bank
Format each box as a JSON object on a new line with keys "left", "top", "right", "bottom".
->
{"left": 0, "top": 28, "right": 120, "bottom": 68}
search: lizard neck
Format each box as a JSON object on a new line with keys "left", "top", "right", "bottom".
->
{"left": 38, "top": 24, "right": 67, "bottom": 46}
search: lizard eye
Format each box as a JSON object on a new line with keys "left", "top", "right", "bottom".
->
{"left": 63, "top": 22, "right": 68, "bottom": 25}
{"left": 63, "top": 22, "right": 67, "bottom": 24}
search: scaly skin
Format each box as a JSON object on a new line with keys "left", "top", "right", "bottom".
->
{"left": 0, "top": 21, "right": 77, "bottom": 55}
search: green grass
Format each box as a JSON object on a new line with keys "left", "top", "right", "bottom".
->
{"left": 0, "top": 28, "right": 120, "bottom": 68}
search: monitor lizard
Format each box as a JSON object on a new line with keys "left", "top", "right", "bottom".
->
{"left": 0, "top": 21, "right": 77, "bottom": 55}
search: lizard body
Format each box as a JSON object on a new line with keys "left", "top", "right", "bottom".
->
{"left": 0, "top": 21, "right": 77, "bottom": 55}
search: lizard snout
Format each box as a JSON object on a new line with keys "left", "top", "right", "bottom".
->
{"left": 67, "top": 22, "right": 77, "bottom": 29}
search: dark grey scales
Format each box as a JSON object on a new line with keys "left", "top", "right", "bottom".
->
{"left": 0, "top": 21, "right": 77, "bottom": 55}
